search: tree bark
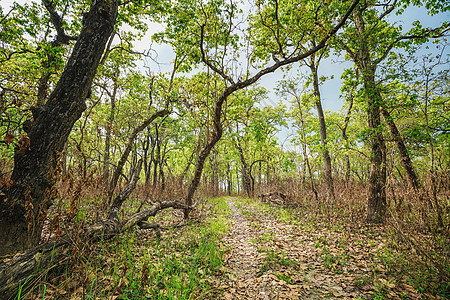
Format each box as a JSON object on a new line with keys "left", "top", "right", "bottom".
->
{"left": 341, "top": 93, "right": 354, "bottom": 186}
{"left": 380, "top": 105, "right": 419, "bottom": 189}
{"left": 103, "top": 73, "right": 118, "bottom": 186}
{"left": 184, "top": 91, "right": 228, "bottom": 217}
{"left": 183, "top": 0, "right": 359, "bottom": 217}
{"left": 0, "top": 0, "right": 118, "bottom": 257}
{"left": 362, "top": 67, "right": 387, "bottom": 223}
{"left": 37, "top": 0, "right": 78, "bottom": 106}
{"left": 350, "top": 7, "right": 387, "bottom": 223}
{"left": 308, "top": 54, "right": 335, "bottom": 201}
{"left": 235, "top": 136, "right": 252, "bottom": 198}
{"left": 0, "top": 199, "right": 186, "bottom": 299}
{"left": 295, "top": 95, "right": 318, "bottom": 202}
{"left": 250, "top": 160, "right": 267, "bottom": 198}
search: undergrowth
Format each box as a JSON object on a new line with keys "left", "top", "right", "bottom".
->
{"left": 241, "top": 182, "right": 450, "bottom": 299}
{"left": 19, "top": 196, "right": 230, "bottom": 300}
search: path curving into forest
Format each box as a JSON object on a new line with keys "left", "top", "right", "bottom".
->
{"left": 220, "top": 197, "right": 368, "bottom": 300}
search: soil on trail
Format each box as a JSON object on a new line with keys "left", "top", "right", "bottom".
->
{"left": 220, "top": 197, "right": 368, "bottom": 300}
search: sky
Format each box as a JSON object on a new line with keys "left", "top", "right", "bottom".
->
{"left": 125, "top": 3, "right": 449, "bottom": 113}
{"left": 1, "top": 1, "right": 448, "bottom": 123}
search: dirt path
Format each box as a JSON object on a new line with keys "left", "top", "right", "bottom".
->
{"left": 220, "top": 197, "right": 368, "bottom": 300}
{"left": 221, "top": 198, "right": 273, "bottom": 299}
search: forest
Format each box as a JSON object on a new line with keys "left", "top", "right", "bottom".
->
{"left": 0, "top": 0, "right": 449, "bottom": 299}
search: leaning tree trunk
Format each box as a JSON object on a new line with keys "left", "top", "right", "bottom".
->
{"left": 0, "top": 142, "right": 188, "bottom": 299}
{"left": 184, "top": 90, "right": 228, "bottom": 217}
{"left": 0, "top": 0, "right": 118, "bottom": 257}
{"left": 183, "top": 0, "right": 359, "bottom": 217}
{"left": 380, "top": 105, "right": 419, "bottom": 189}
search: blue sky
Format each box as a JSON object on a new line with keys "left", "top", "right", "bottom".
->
{"left": 135, "top": 3, "right": 449, "bottom": 114}
{"left": 1, "top": 0, "right": 448, "bottom": 115}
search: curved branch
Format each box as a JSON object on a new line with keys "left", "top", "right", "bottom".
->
{"left": 42, "top": 0, "right": 78, "bottom": 45}
{"left": 374, "top": 24, "right": 450, "bottom": 65}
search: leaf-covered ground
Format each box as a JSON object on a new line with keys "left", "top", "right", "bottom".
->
{"left": 219, "top": 197, "right": 445, "bottom": 300}
{"left": 18, "top": 195, "right": 448, "bottom": 299}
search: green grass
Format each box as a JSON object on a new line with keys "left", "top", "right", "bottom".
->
{"left": 321, "top": 247, "right": 347, "bottom": 274}
{"left": 19, "top": 196, "right": 230, "bottom": 300}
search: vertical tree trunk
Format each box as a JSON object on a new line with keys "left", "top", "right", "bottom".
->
{"left": 159, "top": 144, "right": 166, "bottom": 191}
{"left": 235, "top": 137, "right": 252, "bottom": 198}
{"left": 153, "top": 125, "right": 160, "bottom": 186}
{"left": 0, "top": 0, "right": 118, "bottom": 256}
{"left": 352, "top": 8, "right": 387, "bottom": 223}
{"left": 147, "top": 136, "right": 156, "bottom": 184}
{"left": 308, "top": 55, "right": 335, "bottom": 201}
{"left": 142, "top": 134, "right": 150, "bottom": 183}
{"left": 341, "top": 95, "right": 354, "bottom": 186}
{"left": 363, "top": 67, "right": 387, "bottom": 223}
{"left": 103, "top": 74, "right": 118, "bottom": 186}
{"left": 295, "top": 96, "right": 318, "bottom": 202}
{"left": 227, "top": 162, "right": 232, "bottom": 195}
{"left": 214, "top": 149, "right": 219, "bottom": 195}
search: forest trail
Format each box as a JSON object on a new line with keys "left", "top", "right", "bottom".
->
{"left": 220, "top": 197, "right": 367, "bottom": 300}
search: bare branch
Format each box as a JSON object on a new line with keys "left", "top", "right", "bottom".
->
{"left": 200, "top": 24, "right": 235, "bottom": 85}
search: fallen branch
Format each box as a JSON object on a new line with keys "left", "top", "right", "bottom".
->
{"left": 257, "top": 192, "right": 288, "bottom": 205}
{"left": 0, "top": 199, "right": 189, "bottom": 299}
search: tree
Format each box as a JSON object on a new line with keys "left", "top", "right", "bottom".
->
{"left": 278, "top": 79, "right": 319, "bottom": 201}
{"left": 334, "top": 1, "right": 449, "bottom": 223}
{"left": 226, "top": 88, "right": 284, "bottom": 197}
{"left": 306, "top": 52, "right": 335, "bottom": 201}
{"left": 0, "top": 0, "right": 118, "bottom": 256}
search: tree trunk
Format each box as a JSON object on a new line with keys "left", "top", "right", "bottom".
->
{"left": 341, "top": 94, "right": 354, "bottom": 186}
{"left": 184, "top": 88, "right": 230, "bottom": 217}
{"left": 308, "top": 54, "right": 335, "bottom": 201}
{"left": 159, "top": 145, "right": 166, "bottom": 191}
{"left": 147, "top": 135, "right": 157, "bottom": 184}
{"left": 213, "top": 149, "right": 219, "bottom": 196}
{"left": 153, "top": 125, "right": 160, "bottom": 186}
{"left": 380, "top": 105, "right": 419, "bottom": 189}
{"left": 250, "top": 160, "right": 266, "bottom": 198}
{"left": 363, "top": 67, "right": 387, "bottom": 223}
{"left": 103, "top": 73, "right": 118, "bottom": 186}
{"left": 227, "top": 162, "right": 232, "bottom": 195}
{"left": 352, "top": 8, "right": 387, "bottom": 223}
{"left": 0, "top": 0, "right": 118, "bottom": 257}
{"left": 142, "top": 134, "right": 150, "bottom": 183}
{"left": 295, "top": 95, "right": 318, "bottom": 202}
{"left": 182, "top": 0, "right": 359, "bottom": 216}
{"left": 235, "top": 136, "right": 252, "bottom": 198}
{"left": 0, "top": 199, "right": 186, "bottom": 299}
